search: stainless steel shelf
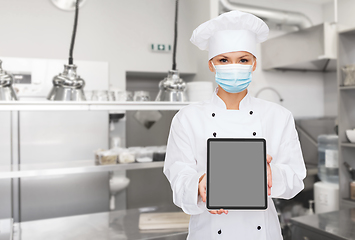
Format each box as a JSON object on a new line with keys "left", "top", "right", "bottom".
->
{"left": 0, "top": 160, "right": 164, "bottom": 179}
{"left": 341, "top": 198, "right": 355, "bottom": 208}
{"left": 341, "top": 142, "right": 355, "bottom": 148}
{"left": 0, "top": 101, "right": 193, "bottom": 111}
{"left": 339, "top": 86, "right": 355, "bottom": 90}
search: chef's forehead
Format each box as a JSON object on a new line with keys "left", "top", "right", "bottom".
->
{"left": 211, "top": 51, "right": 256, "bottom": 59}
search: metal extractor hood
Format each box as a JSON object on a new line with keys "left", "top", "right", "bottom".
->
{"left": 261, "top": 22, "right": 337, "bottom": 72}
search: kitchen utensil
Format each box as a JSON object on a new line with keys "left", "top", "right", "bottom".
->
{"left": 91, "top": 90, "right": 108, "bottom": 101}
{"left": 85, "top": 90, "right": 93, "bottom": 100}
{"left": 108, "top": 91, "right": 115, "bottom": 101}
{"left": 134, "top": 91, "right": 150, "bottom": 101}
{"left": 346, "top": 129, "right": 355, "bottom": 143}
{"left": 0, "top": 60, "right": 18, "bottom": 101}
{"left": 342, "top": 65, "right": 355, "bottom": 86}
{"left": 118, "top": 151, "right": 135, "bottom": 163}
{"left": 95, "top": 149, "right": 118, "bottom": 165}
{"left": 126, "top": 91, "right": 133, "bottom": 101}
{"left": 155, "top": 70, "right": 187, "bottom": 102}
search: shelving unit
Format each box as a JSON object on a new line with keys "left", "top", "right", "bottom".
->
{"left": 337, "top": 27, "right": 355, "bottom": 209}
{"left": 0, "top": 161, "right": 164, "bottom": 179}
{"left": 0, "top": 101, "right": 193, "bottom": 111}
{"left": 0, "top": 101, "right": 190, "bottom": 179}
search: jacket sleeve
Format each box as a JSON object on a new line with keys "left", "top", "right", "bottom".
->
{"left": 270, "top": 112, "right": 307, "bottom": 199}
{"left": 163, "top": 114, "right": 206, "bottom": 215}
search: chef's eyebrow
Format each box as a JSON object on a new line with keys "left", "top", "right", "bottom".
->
{"left": 217, "top": 54, "right": 251, "bottom": 58}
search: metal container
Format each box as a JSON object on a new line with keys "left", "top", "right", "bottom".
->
{"left": 0, "top": 60, "right": 18, "bottom": 101}
{"left": 155, "top": 70, "right": 187, "bottom": 102}
{"left": 47, "top": 64, "right": 86, "bottom": 101}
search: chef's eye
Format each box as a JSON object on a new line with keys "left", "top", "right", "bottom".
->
{"left": 219, "top": 58, "right": 228, "bottom": 63}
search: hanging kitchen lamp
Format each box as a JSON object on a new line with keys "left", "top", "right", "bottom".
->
{"left": 51, "top": 0, "right": 87, "bottom": 11}
{"left": 0, "top": 60, "right": 18, "bottom": 101}
{"left": 47, "top": 0, "right": 86, "bottom": 101}
{"left": 155, "top": 0, "right": 187, "bottom": 102}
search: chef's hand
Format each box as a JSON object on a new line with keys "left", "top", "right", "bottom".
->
{"left": 267, "top": 154, "right": 272, "bottom": 196}
{"left": 198, "top": 173, "right": 228, "bottom": 215}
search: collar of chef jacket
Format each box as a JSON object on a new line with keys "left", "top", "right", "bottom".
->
{"left": 211, "top": 87, "right": 252, "bottom": 110}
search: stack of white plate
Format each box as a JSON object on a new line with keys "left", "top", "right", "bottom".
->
{"left": 187, "top": 81, "right": 213, "bottom": 102}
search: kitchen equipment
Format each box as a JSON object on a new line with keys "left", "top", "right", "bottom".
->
{"left": 95, "top": 149, "right": 118, "bottom": 165}
{"left": 155, "top": 0, "right": 187, "bottom": 102}
{"left": 108, "top": 91, "right": 115, "bottom": 101}
{"left": 91, "top": 90, "right": 108, "bottom": 101}
{"left": 155, "top": 70, "right": 187, "bottom": 102}
{"left": 118, "top": 151, "right": 135, "bottom": 164}
{"left": 47, "top": 0, "right": 86, "bottom": 101}
{"left": 109, "top": 172, "right": 130, "bottom": 211}
{"left": 133, "top": 110, "right": 162, "bottom": 129}
{"left": 135, "top": 148, "right": 154, "bottom": 163}
{"left": 343, "top": 161, "right": 355, "bottom": 180}
{"left": 317, "top": 134, "right": 339, "bottom": 184}
{"left": 343, "top": 162, "right": 355, "bottom": 200}
{"left": 186, "top": 81, "right": 213, "bottom": 102}
{"left": 139, "top": 212, "right": 190, "bottom": 230}
{"left": 0, "top": 60, "right": 18, "bottom": 101}
{"left": 134, "top": 91, "right": 150, "bottom": 101}
{"left": 346, "top": 129, "right": 355, "bottom": 143}
{"left": 351, "top": 181, "right": 355, "bottom": 201}
{"left": 304, "top": 200, "right": 314, "bottom": 215}
{"left": 47, "top": 64, "right": 86, "bottom": 101}
{"left": 51, "top": 0, "right": 88, "bottom": 11}
{"left": 261, "top": 22, "right": 337, "bottom": 72}
{"left": 314, "top": 181, "right": 339, "bottom": 214}
{"left": 342, "top": 65, "right": 355, "bottom": 86}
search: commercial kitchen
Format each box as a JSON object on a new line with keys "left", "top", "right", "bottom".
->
{"left": 1, "top": 0, "right": 355, "bottom": 239}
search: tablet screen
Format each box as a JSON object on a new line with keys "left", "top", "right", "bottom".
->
{"left": 207, "top": 138, "right": 267, "bottom": 210}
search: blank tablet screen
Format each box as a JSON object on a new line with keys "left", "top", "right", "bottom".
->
{"left": 207, "top": 138, "right": 267, "bottom": 210}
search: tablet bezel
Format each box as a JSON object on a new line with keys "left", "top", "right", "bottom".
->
{"left": 206, "top": 138, "right": 267, "bottom": 210}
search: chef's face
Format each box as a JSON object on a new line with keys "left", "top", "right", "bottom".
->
{"left": 208, "top": 51, "right": 257, "bottom": 72}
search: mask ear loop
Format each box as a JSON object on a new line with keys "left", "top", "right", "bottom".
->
{"left": 251, "top": 59, "right": 256, "bottom": 72}
{"left": 211, "top": 61, "right": 216, "bottom": 70}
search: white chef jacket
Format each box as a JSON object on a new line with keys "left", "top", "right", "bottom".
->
{"left": 163, "top": 88, "right": 307, "bottom": 240}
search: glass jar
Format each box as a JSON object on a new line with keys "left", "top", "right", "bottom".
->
{"left": 317, "top": 134, "right": 339, "bottom": 184}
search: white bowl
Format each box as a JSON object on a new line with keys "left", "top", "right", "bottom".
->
{"left": 346, "top": 129, "right": 355, "bottom": 143}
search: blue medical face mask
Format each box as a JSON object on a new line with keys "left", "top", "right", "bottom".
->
{"left": 212, "top": 62, "right": 254, "bottom": 93}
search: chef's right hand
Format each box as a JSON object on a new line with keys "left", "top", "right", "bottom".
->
{"left": 198, "top": 173, "right": 228, "bottom": 215}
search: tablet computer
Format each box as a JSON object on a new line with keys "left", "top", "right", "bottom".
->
{"left": 207, "top": 138, "right": 267, "bottom": 210}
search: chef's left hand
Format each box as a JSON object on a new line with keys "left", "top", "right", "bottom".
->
{"left": 267, "top": 154, "right": 272, "bottom": 196}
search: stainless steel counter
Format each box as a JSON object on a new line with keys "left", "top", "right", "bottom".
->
{"left": 13, "top": 207, "right": 188, "bottom": 240}
{"left": 290, "top": 208, "right": 355, "bottom": 240}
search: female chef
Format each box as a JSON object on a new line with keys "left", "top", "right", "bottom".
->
{"left": 163, "top": 10, "right": 306, "bottom": 240}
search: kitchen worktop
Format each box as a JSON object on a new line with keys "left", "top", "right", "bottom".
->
{"left": 12, "top": 207, "right": 188, "bottom": 240}
{"left": 290, "top": 208, "right": 355, "bottom": 240}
